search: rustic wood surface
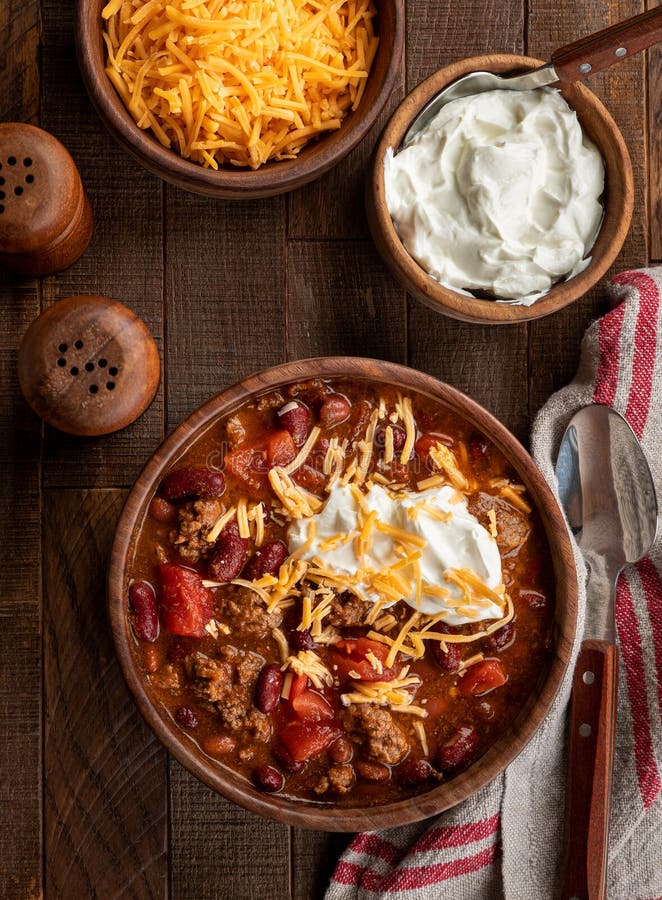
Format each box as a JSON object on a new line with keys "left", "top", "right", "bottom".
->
{"left": 0, "top": 0, "right": 654, "bottom": 897}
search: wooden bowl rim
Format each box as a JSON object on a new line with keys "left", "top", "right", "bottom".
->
{"left": 368, "top": 53, "right": 634, "bottom": 324}
{"left": 75, "top": 0, "right": 405, "bottom": 199}
{"left": 108, "top": 356, "right": 578, "bottom": 831}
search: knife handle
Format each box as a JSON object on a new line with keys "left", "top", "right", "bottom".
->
{"left": 559, "top": 640, "right": 619, "bottom": 900}
{"left": 551, "top": 7, "right": 662, "bottom": 82}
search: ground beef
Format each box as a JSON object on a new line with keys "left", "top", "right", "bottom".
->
{"left": 256, "top": 391, "right": 284, "bottom": 412}
{"left": 222, "top": 586, "right": 282, "bottom": 639}
{"left": 286, "top": 378, "right": 330, "bottom": 404}
{"left": 185, "top": 648, "right": 270, "bottom": 740}
{"left": 469, "top": 493, "right": 530, "bottom": 554}
{"left": 328, "top": 591, "right": 371, "bottom": 628}
{"left": 314, "top": 764, "right": 355, "bottom": 796}
{"left": 170, "top": 499, "right": 223, "bottom": 563}
{"left": 150, "top": 663, "right": 182, "bottom": 694}
{"left": 224, "top": 414, "right": 247, "bottom": 448}
{"left": 342, "top": 705, "right": 409, "bottom": 765}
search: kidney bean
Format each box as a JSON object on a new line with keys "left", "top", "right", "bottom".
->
{"left": 283, "top": 609, "right": 316, "bottom": 651}
{"left": 437, "top": 725, "right": 478, "bottom": 772}
{"left": 521, "top": 589, "right": 548, "bottom": 611}
{"left": 429, "top": 624, "right": 461, "bottom": 673}
{"left": 329, "top": 737, "right": 353, "bottom": 765}
{"left": 167, "top": 641, "right": 186, "bottom": 664}
{"left": 174, "top": 706, "right": 199, "bottom": 729}
{"left": 129, "top": 581, "right": 159, "bottom": 642}
{"left": 273, "top": 742, "right": 306, "bottom": 773}
{"left": 202, "top": 734, "right": 236, "bottom": 756}
{"left": 149, "top": 496, "right": 177, "bottom": 523}
{"left": 255, "top": 663, "right": 282, "bottom": 714}
{"left": 253, "top": 765, "right": 284, "bottom": 793}
{"left": 355, "top": 760, "right": 390, "bottom": 782}
{"left": 277, "top": 400, "right": 311, "bottom": 447}
{"left": 292, "top": 464, "right": 326, "bottom": 495}
{"left": 398, "top": 758, "right": 432, "bottom": 786}
{"left": 375, "top": 424, "right": 407, "bottom": 454}
{"left": 242, "top": 540, "right": 288, "bottom": 580}
{"left": 319, "top": 394, "right": 351, "bottom": 428}
{"left": 430, "top": 640, "right": 462, "bottom": 673}
{"left": 159, "top": 466, "right": 226, "bottom": 501}
{"left": 208, "top": 530, "right": 249, "bottom": 582}
{"left": 345, "top": 399, "right": 373, "bottom": 444}
{"left": 489, "top": 622, "right": 515, "bottom": 650}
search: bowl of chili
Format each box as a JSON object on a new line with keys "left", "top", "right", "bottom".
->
{"left": 108, "top": 357, "right": 577, "bottom": 830}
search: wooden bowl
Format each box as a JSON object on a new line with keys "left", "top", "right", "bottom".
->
{"left": 76, "top": 0, "right": 404, "bottom": 199}
{"left": 367, "top": 54, "right": 634, "bottom": 324}
{"left": 108, "top": 357, "right": 577, "bottom": 831}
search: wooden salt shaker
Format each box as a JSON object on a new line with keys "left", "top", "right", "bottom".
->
{"left": 18, "top": 295, "right": 160, "bottom": 436}
{"left": 0, "top": 123, "right": 93, "bottom": 277}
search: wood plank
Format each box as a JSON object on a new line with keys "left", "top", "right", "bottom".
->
{"left": 291, "top": 831, "right": 351, "bottom": 900}
{"left": 0, "top": 1, "right": 41, "bottom": 895}
{"left": 404, "top": 0, "right": 529, "bottom": 442}
{"left": 286, "top": 239, "right": 406, "bottom": 362}
{"left": 169, "top": 765, "right": 291, "bottom": 900}
{"left": 527, "top": 0, "right": 647, "bottom": 420}
{"left": 164, "top": 189, "right": 291, "bottom": 896}
{"left": 164, "top": 191, "right": 286, "bottom": 428}
{"left": 647, "top": 0, "right": 662, "bottom": 260}
{"left": 287, "top": 85, "right": 405, "bottom": 241}
{"left": 43, "top": 489, "right": 168, "bottom": 899}
{"left": 40, "top": 0, "right": 165, "bottom": 489}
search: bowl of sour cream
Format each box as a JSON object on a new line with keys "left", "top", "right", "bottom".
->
{"left": 367, "top": 54, "right": 634, "bottom": 323}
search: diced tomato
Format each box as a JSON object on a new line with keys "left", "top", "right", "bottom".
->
{"left": 278, "top": 721, "right": 341, "bottom": 762}
{"left": 223, "top": 442, "right": 270, "bottom": 496}
{"left": 159, "top": 563, "right": 215, "bottom": 637}
{"left": 414, "top": 432, "right": 453, "bottom": 460}
{"left": 223, "top": 430, "right": 296, "bottom": 496}
{"left": 288, "top": 675, "right": 334, "bottom": 722}
{"left": 459, "top": 659, "right": 507, "bottom": 697}
{"left": 329, "top": 638, "right": 397, "bottom": 683}
{"left": 266, "top": 430, "right": 297, "bottom": 467}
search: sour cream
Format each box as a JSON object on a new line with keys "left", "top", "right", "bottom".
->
{"left": 288, "top": 482, "right": 503, "bottom": 625}
{"left": 384, "top": 88, "right": 604, "bottom": 304}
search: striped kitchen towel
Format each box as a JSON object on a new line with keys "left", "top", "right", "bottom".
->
{"left": 325, "top": 268, "right": 662, "bottom": 900}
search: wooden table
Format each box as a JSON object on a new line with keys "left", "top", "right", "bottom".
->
{"left": 1, "top": 0, "right": 658, "bottom": 897}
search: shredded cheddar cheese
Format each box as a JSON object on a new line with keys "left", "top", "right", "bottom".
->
{"left": 102, "top": 0, "right": 379, "bottom": 169}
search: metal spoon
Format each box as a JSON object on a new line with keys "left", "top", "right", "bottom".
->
{"left": 404, "top": 7, "right": 662, "bottom": 145}
{"left": 555, "top": 404, "right": 658, "bottom": 900}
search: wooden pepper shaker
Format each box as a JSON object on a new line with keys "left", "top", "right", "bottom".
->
{"left": 18, "top": 295, "right": 160, "bottom": 436}
{"left": 0, "top": 123, "right": 93, "bottom": 277}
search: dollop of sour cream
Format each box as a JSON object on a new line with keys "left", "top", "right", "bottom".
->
{"left": 288, "top": 482, "right": 503, "bottom": 625}
{"left": 384, "top": 88, "right": 605, "bottom": 305}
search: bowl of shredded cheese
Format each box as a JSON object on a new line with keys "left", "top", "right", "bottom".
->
{"left": 77, "top": 0, "right": 404, "bottom": 198}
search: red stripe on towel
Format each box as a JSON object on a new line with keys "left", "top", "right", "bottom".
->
{"left": 358, "top": 841, "right": 499, "bottom": 892}
{"left": 593, "top": 301, "right": 626, "bottom": 406}
{"left": 616, "top": 272, "right": 660, "bottom": 439}
{"left": 636, "top": 557, "right": 662, "bottom": 719}
{"left": 411, "top": 814, "right": 500, "bottom": 852}
{"left": 616, "top": 576, "right": 661, "bottom": 809}
{"left": 349, "top": 833, "right": 401, "bottom": 865}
